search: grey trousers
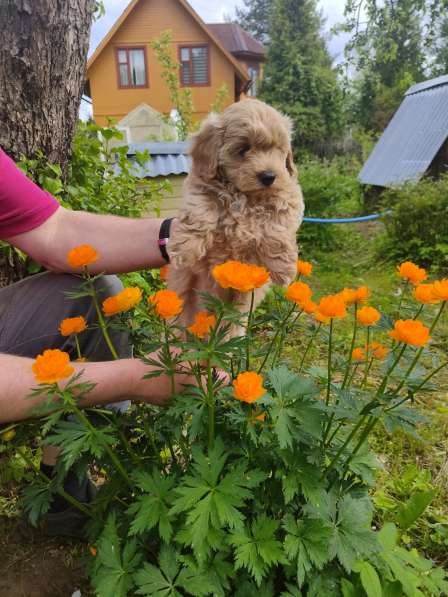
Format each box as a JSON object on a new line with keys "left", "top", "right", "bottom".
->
{"left": 0, "top": 271, "right": 132, "bottom": 411}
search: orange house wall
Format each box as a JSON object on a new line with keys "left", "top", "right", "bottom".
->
{"left": 88, "top": 0, "right": 238, "bottom": 126}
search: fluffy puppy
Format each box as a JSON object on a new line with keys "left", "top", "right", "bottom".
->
{"left": 168, "top": 99, "right": 304, "bottom": 326}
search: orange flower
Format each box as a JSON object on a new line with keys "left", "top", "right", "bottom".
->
{"left": 398, "top": 261, "right": 427, "bottom": 285}
{"left": 148, "top": 289, "right": 183, "bottom": 319}
{"left": 389, "top": 319, "right": 430, "bottom": 346}
{"left": 317, "top": 294, "right": 347, "bottom": 319}
{"left": 212, "top": 261, "right": 270, "bottom": 292}
{"left": 352, "top": 347, "right": 366, "bottom": 361}
{"left": 159, "top": 265, "right": 169, "bottom": 281}
{"left": 301, "top": 299, "right": 317, "bottom": 314}
{"left": 103, "top": 287, "right": 142, "bottom": 317}
{"left": 187, "top": 311, "right": 216, "bottom": 338}
{"left": 413, "top": 283, "right": 440, "bottom": 304}
{"left": 315, "top": 311, "right": 330, "bottom": 324}
{"left": 357, "top": 306, "right": 381, "bottom": 326}
{"left": 339, "top": 286, "right": 370, "bottom": 305}
{"left": 89, "top": 546, "right": 97, "bottom": 557}
{"left": 32, "top": 349, "right": 75, "bottom": 384}
{"left": 59, "top": 316, "right": 87, "bottom": 336}
{"left": 369, "top": 342, "right": 389, "bottom": 360}
{"left": 297, "top": 260, "right": 313, "bottom": 276}
{"left": 431, "top": 279, "right": 448, "bottom": 302}
{"left": 285, "top": 281, "right": 313, "bottom": 305}
{"left": 67, "top": 245, "right": 98, "bottom": 269}
{"left": 233, "top": 371, "right": 265, "bottom": 403}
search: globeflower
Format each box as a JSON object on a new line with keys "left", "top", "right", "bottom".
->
{"left": 296, "top": 260, "right": 313, "bottom": 277}
{"left": 413, "top": 283, "right": 440, "bottom": 305}
{"left": 317, "top": 294, "right": 347, "bottom": 320}
{"left": 148, "top": 289, "right": 183, "bottom": 319}
{"left": 233, "top": 371, "right": 266, "bottom": 403}
{"left": 59, "top": 316, "right": 87, "bottom": 336}
{"left": 32, "top": 349, "right": 75, "bottom": 384}
{"left": 431, "top": 279, "right": 448, "bottom": 302}
{"left": 357, "top": 306, "right": 380, "bottom": 326}
{"left": 352, "top": 347, "right": 366, "bottom": 361}
{"left": 187, "top": 311, "right": 216, "bottom": 338}
{"left": 285, "top": 281, "right": 313, "bottom": 305}
{"left": 339, "top": 286, "right": 370, "bottom": 305}
{"left": 314, "top": 311, "right": 330, "bottom": 324}
{"left": 301, "top": 299, "right": 317, "bottom": 314}
{"left": 67, "top": 245, "right": 98, "bottom": 268}
{"left": 212, "top": 261, "right": 270, "bottom": 292}
{"left": 159, "top": 265, "right": 169, "bottom": 281}
{"left": 398, "top": 261, "right": 427, "bottom": 285}
{"left": 389, "top": 319, "right": 430, "bottom": 347}
{"left": 369, "top": 342, "right": 389, "bottom": 360}
{"left": 103, "top": 287, "right": 143, "bottom": 317}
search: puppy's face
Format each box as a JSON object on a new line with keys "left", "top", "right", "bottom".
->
{"left": 190, "top": 100, "right": 297, "bottom": 196}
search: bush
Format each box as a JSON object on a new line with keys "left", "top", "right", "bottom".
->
{"left": 378, "top": 176, "right": 448, "bottom": 271}
{"left": 14, "top": 257, "right": 448, "bottom": 596}
{"left": 298, "top": 159, "right": 363, "bottom": 251}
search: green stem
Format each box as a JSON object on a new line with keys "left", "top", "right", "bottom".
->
{"left": 207, "top": 359, "right": 215, "bottom": 451}
{"left": 298, "top": 323, "right": 321, "bottom": 373}
{"left": 71, "top": 404, "right": 133, "bottom": 489}
{"left": 74, "top": 335, "right": 82, "bottom": 360}
{"left": 347, "top": 362, "right": 360, "bottom": 387}
{"left": 414, "top": 360, "right": 448, "bottom": 393}
{"left": 164, "top": 321, "right": 176, "bottom": 396}
{"left": 339, "top": 416, "right": 378, "bottom": 481}
{"left": 245, "top": 291, "right": 255, "bottom": 370}
{"left": 413, "top": 304, "right": 424, "bottom": 320}
{"left": 87, "top": 272, "right": 119, "bottom": 360}
{"left": 258, "top": 303, "right": 296, "bottom": 374}
{"left": 342, "top": 304, "right": 358, "bottom": 388}
{"left": 378, "top": 343, "right": 407, "bottom": 395}
{"left": 325, "top": 318, "right": 334, "bottom": 407}
{"left": 360, "top": 327, "right": 371, "bottom": 388}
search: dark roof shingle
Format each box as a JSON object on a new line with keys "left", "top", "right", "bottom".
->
{"left": 207, "top": 23, "right": 265, "bottom": 57}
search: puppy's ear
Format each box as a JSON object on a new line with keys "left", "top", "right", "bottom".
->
{"left": 190, "top": 113, "right": 223, "bottom": 180}
{"left": 286, "top": 149, "right": 298, "bottom": 178}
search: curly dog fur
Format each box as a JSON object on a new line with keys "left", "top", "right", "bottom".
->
{"left": 168, "top": 99, "right": 304, "bottom": 326}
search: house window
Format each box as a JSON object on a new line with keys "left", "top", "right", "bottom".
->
{"left": 116, "top": 47, "right": 148, "bottom": 88}
{"left": 247, "top": 66, "right": 259, "bottom": 97}
{"left": 179, "top": 46, "right": 209, "bottom": 86}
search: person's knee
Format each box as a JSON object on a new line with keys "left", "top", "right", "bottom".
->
{"left": 93, "top": 275, "right": 124, "bottom": 302}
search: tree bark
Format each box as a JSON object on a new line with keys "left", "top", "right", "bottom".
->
{"left": 0, "top": 0, "right": 95, "bottom": 286}
{"left": 0, "top": 0, "right": 95, "bottom": 168}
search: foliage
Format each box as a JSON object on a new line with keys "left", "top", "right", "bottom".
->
{"left": 18, "top": 121, "right": 168, "bottom": 219}
{"left": 298, "top": 159, "right": 363, "bottom": 250}
{"left": 150, "top": 30, "right": 196, "bottom": 140}
{"left": 12, "top": 250, "right": 448, "bottom": 595}
{"left": 210, "top": 84, "right": 230, "bottom": 114}
{"left": 377, "top": 175, "right": 448, "bottom": 270}
{"left": 261, "top": 0, "right": 344, "bottom": 156}
{"left": 234, "top": 0, "right": 272, "bottom": 44}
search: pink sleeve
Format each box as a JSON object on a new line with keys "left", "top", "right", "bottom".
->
{"left": 0, "top": 148, "right": 60, "bottom": 239}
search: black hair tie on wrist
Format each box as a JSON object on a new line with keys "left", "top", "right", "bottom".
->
{"left": 158, "top": 218, "right": 173, "bottom": 263}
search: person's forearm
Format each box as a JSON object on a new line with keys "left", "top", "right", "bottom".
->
{"left": 7, "top": 208, "right": 175, "bottom": 274}
{"left": 0, "top": 353, "right": 178, "bottom": 424}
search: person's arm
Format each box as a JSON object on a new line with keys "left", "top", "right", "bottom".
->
{"left": 0, "top": 353, "right": 189, "bottom": 424}
{"left": 5, "top": 207, "right": 178, "bottom": 274}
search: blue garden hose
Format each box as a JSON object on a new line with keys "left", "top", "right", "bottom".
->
{"left": 302, "top": 212, "right": 390, "bottom": 224}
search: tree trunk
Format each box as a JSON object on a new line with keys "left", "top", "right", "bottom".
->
{"left": 0, "top": 0, "right": 94, "bottom": 167}
{"left": 0, "top": 0, "right": 95, "bottom": 285}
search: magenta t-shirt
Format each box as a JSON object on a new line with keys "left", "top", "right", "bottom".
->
{"left": 0, "top": 148, "right": 60, "bottom": 239}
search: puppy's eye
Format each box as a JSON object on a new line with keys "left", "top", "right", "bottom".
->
{"left": 239, "top": 144, "right": 251, "bottom": 157}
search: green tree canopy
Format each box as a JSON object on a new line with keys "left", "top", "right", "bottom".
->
{"left": 235, "top": 0, "right": 272, "bottom": 44}
{"left": 260, "top": 0, "right": 344, "bottom": 155}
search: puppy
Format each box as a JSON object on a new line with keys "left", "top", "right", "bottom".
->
{"left": 168, "top": 99, "right": 304, "bottom": 326}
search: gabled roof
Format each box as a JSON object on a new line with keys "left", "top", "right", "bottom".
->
{"left": 207, "top": 23, "right": 266, "bottom": 58}
{"left": 87, "top": 0, "right": 249, "bottom": 82}
{"left": 358, "top": 75, "right": 448, "bottom": 187}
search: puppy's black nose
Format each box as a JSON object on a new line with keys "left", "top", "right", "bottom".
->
{"left": 258, "top": 170, "right": 276, "bottom": 187}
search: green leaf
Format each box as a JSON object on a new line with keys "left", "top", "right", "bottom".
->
{"left": 170, "top": 440, "right": 265, "bottom": 558}
{"left": 353, "top": 561, "right": 382, "bottom": 597}
{"left": 92, "top": 515, "right": 142, "bottom": 597}
{"left": 283, "top": 515, "right": 333, "bottom": 586}
{"left": 396, "top": 490, "right": 436, "bottom": 531}
{"left": 21, "top": 480, "right": 55, "bottom": 526}
{"left": 127, "top": 470, "right": 174, "bottom": 541}
{"left": 230, "top": 514, "right": 286, "bottom": 586}
{"left": 341, "top": 578, "right": 359, "bottom": 597}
